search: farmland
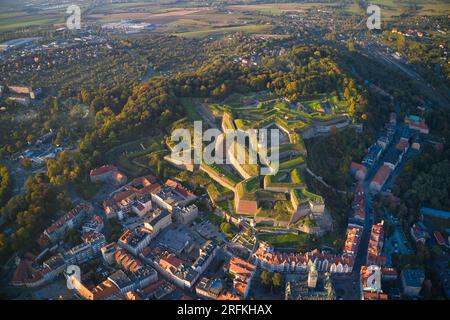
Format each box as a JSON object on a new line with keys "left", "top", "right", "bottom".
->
{"left": 0, "top": 0, "right": 449, "bottom": 34}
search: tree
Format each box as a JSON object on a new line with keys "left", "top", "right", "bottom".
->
{"left": 0, "top": 233, "right": 9, "bottom": 262}
{"left": 260, "top": 271, "right": 272, "bottom": 287}
{"left": 0, "top": 165, "right": 12, "bottom": 206}
{"left": 347, "top": 40, "right": 355, "bottom": 52}
{"left": 20, "top": 158, "right": 32, "bottom": 170}
{"left": 272, "top": 272, "right": 282, "bottom": 288}
{"left": 220, "top": 222, "right": 232, "bottom": 234}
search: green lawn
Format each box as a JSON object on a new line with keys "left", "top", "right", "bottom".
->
{"left": 258, "top": 232, "right": 307, "bottom": 248}
{"left": 180, "top": 98, "right": 202, "bottom": 121}
{"left": 105, "top": 133, "right": 164, "bottom": 177}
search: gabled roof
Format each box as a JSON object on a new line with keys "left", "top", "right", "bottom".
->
{"left": 90, "top": 165, "right": 118, "bottom": 177}
{"left": 372, "top": 164, "right": 392, "bottom": 186}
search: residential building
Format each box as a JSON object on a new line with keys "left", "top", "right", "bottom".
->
{"left": 192, "top": 241, "right": 218, "bottom": 275}
{"left": 127, "top": 175, "right": 161, "bottom": 195}
{"left": 367, "top": 222, "right": 386, "bottom": 266}
{"left": 151, "top": 181, "right": 197, "bottom": 212}
{"left": 129, "top": 265, "right": 158, "bottom": 290}
{"left": 173, "top": 204, "right": 199, "bottom": 225}
{"left": 7, "top": 95, "right": 30, "bottom": 106}
{"left": 107, "top": 270, "right": 135, "bottom": 294}
{"left": 141, "top": 280, "right": 176, "bottom": 300}
{"left": 143, "top": 208, "right": 172, "bottom": 236}
{"left": 433, "top": 231, "right": 447, "bottom": 247}
{"left": 113, "top": 249, "right": 158, "bottom": 288}
{"left": 370, "top": 164, "right": 392, "bottom": 193}
{"left": 381, "top": 267, "right": 398, "bottom": 281}
{"left": 103, "top": 175, "right": 161, "bottom": 220}
{"left": 383, "top": 149, "right": 403, "bottom": 170}
{"left": 228, "top": 256, "right": 256, "bottom": 299}
{"left": 103, "top": 190, "right": 136, "bottom": 220}
{"left": 11, "top": 258, "right": 46, "bottom": 288}
{"left": 410, "top": 223, "right": 430, "bottom": 244}
{"left": 131, "top": 195, "right": 153, "bottom": 217}
{"left": 253, "top": 242, "right": 354, "bottom": 274}
{"left": 63, "top": 233, "right": 106, "bottom": 265}
{"left": 377, "top": 135, "right": 390, "bottom": 150}
{"left": 388, "top": 112, "right": 397, "bottom": 130}
{"left": 405, "top": 115, "right": 429, "bottom": 134}
{"left": 349, "top": 162, "right": 367, "bottom": 181}
{"left": 82, "top": 215, "right": 104, "bottom": 234}
{"left": 101, "top": 242, "right": 117, "bottom": 266}
{"left": 115, "top": 249, "right": 142, "bottom": 272}
{"left": 38, "top": 203, "right": 94, "bottom": 247}
{"left": 195, "top": 277, "right": 240, "bottom": 300}
{"left": 196, "top": 277, "right": 220, "bottom": 299}
{"left": 343, "top": 224, "right": 363, "bottom": 256}
{"left": 0, "top": 38, "right": 37, "bottom": 52}
{"left": 401, "top": 269, "right": 425, "bottom": 298}
{"left": 140, "top": 246, "right": 199, "bottom": 289}
{"left": 70, "top": 277, "right": 120, "bottom": 300}
{"left": 395, "top": 137, "right": 409, "bottom": 154}
{"left": 41, "top": 253, "right": 66, "bottom": 282}
{"left": 89, "top": 165, "right": 127, "bottom": 185}
{"left": 362, "top": 143, "right": 383, "bottom": 168}
{"left": 118, "top": 227, "right": 153, "bottom": 255}
{"left": 351, "top": 183, "right": 365, "bottom": 223}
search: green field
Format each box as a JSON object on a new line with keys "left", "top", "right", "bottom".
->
{"left": 176, "top": 24, "right": 273, "bottom": 39}
{"left": 0, "top": 15, "right": 62, "bottom": 32}
{"left": 1, "top": 1, "right": 448, "bottom": 33}
{"left": 105, "top": 133, "right": 164, "bottom": 177}
{"left": 344, "top": 0, "right": 450, "bottom": 18}
{"left": 257, "top": 232, "right": 309, "bottom": 248}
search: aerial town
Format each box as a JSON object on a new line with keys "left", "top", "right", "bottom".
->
{"left": 0, "top": 0, "right": 449, "bottom": 305}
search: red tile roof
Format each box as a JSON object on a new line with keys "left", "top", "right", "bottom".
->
{"left": 372, "top": 164, "right": 392, "bottom": 186}
{"left": 91, "top": 279, "right": 120, "bottom": 300}
{"left": 89, "top": 165, "right": 118, "bottom": 177}
{"left": 11, "top": 259, "right": 43, "bottom": 285}
{"left": 218, "top": 291, "right": 241, "bottom": 300}
{"left": 395, "top": 138, "right": 409, "bottom": 152}
{"left": 229, "top": 257, "right": 255, "bottom": 298}
{"left": 165, "top": 179, "right": 195, "bottom": 198}
{"left": 350, "top": 162, "right": 367, "bottom": 173}
{"left": 142, "top": 280, "right": 166, "bottom": 294}
{"left": 254, "top": 242, "right": 355, "bottom": 272}
{"left": 160, "top": 254, "right": 184, "bottom": 271}
{"left": 381, "top": 267, "right": 398, "bottom": 278}
{"left": 363, "top": 292, "right": 388, "bottom": 300}
{"left": 434, "top": 231, "right": 445, "bottom": 246}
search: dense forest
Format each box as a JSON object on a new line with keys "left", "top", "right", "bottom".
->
{"left": 0, "top": 165, "right": 12, "bottom": 208}
{"left": 0, "top": 173, "right": 71, "bottom": 263}
{"left": 392, "top": 109, "right": 450, "bottom": 227}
